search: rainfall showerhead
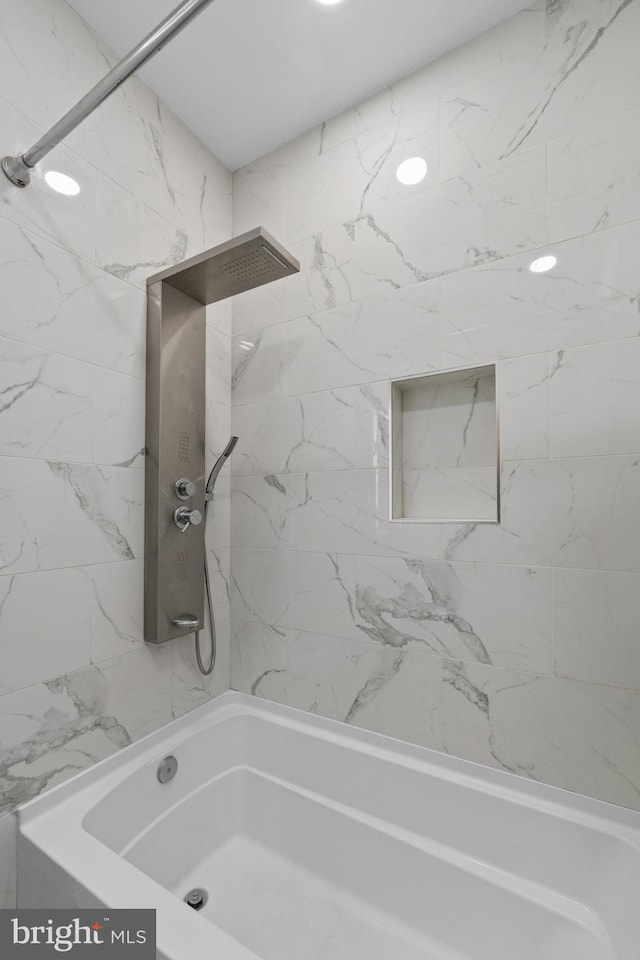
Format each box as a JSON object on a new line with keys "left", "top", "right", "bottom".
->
{"left": 147, "top": 227, "right": 299, "bottom": 306}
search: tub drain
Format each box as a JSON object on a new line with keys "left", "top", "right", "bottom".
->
{"left": 184, "top": 887, "right": 208, "bottom": 911}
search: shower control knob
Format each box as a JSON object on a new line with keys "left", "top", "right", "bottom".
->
{"left": 174, "top": 477, "right": 197, "bottom": 500}
{"left": 174, "top": 507, "right": 203, "bottom": 532}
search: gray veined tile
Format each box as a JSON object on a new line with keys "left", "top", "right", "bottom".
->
{"left": 232, "top": 325, "right": 287, "bottom": 406}
{"left": 353, "top": 556, "right": 552, "bottom": 674}
{"left": 172, "top": 621, "right": 230, "bottom": 719}
{"left": 0, "top": 568, "right": 91, "bottom": 694}
{"left": 231, "top": 549, "right": 359, "bottom": 642}
{"left": 231, "top": 475, "right": 289, "bottom": 550}
{"left": 553, "top": 568, "right": 640, "bottom": 692}
{"left": 549, "top": 101, "right": 640, "bottom": 242}
{"left": 92, "top": 368, "right": 145, "bottom": 469}
{"left": 0, "top": 646, "right": 172, "bottom": 816}
{"left": 549, "top": 339, "right": 640, "bottom": 458}
{"left": 0, "top": 99, "right": 97, "bottom": 263}
{"left": 95, "top": 175, "right": 188, "bottom": 291}
{"left": 442, "top": 659, "right": 640, "bottom": 810}
{"left": 439, "top": 0, "right": 640, "bottom": 180}
{"left": 285, "top": 470, "right": 443, "bottom": 559}
{"left": 443, "top": 455, "right": 640, "bottom": 572}
{"left": 0, "top": 457, "right": 144, "bottom": 574}
{"left": 0, "top": 337, "right": 93, "bottom": 463}
{"left": 230, "top": 620, "right": 289, "bottom": 705}
{"left": 87, "top": 560, "right": 144, "bottom": 663}
{"left": 285, "top": 282, "right": 440, "bottom": 396}
{"left": 286, "top": 632, "right": 442, "bottom": 750}
{"left": 0, "top": 218, "right": 146, "bottom": 379}
{"left": 440, "top": 222, "right": 640, "bottom": 366}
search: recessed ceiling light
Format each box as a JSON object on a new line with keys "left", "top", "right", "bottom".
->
{"left": 44, "top": 170, "right": 81, "bottom": 196}
{"left": 529, "top": 255, "right": 557, "bottom": 274}
{"left": 396, "top": 157, "right": 428, "bottom": 186}
{"left": 316, "top": 0, "right": 344, "bottom": 5}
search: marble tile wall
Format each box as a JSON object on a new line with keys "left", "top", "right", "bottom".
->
{"left": 230, "top": 0, "right": 640, "bottom": 812}
{"left": 0, "top": 0, "right": 233, "bottom": 903}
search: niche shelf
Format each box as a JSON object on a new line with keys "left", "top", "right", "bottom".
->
{"left": 390, "top": 364, "right": 500, "bottom": 523}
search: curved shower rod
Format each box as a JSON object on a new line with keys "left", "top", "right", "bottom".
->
{"left": 2, "top": 0, "right": 217, "bottom": 188}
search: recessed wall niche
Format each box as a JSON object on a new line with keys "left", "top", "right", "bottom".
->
{"left": 390, "top": 364, "right": 499, "bottom": 523}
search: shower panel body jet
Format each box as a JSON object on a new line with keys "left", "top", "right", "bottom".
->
{"left": 144, "top": 228, "right": 299, "bottom": 647}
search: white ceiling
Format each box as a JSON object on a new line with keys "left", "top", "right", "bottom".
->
{"left": 67, "top": 0, "right": 530, "bottom": 171}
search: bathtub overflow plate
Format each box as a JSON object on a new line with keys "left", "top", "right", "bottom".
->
{"left": 184, "top": 888, "right": 208, "bottom": 911}
{"left": 157, "top": 755, "right": 178, "bottom": 783}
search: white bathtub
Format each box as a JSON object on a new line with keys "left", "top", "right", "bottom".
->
{"left": 17, "top": 692, "right": 640, "bottom": 960}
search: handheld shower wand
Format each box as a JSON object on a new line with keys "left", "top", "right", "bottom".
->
{"left": 195, "top": 436, "right": 238, "bottom": 675}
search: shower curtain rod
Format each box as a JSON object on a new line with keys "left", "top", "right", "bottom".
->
{"left": 1, "top": 0, "right": 217, "bottom": 188}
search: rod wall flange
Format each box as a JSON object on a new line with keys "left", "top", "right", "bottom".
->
{"left": 1, "top": 155, "right": 31, "bottom": 188}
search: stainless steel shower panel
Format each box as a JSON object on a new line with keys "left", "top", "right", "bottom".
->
{"left": 147, "top": 227, "right": 299, "bottom": 304}
{"left": 145, "top": 227, "right": 299, "bottom": 646}
{"left": 145, "top": 281, "right": 206, "bottom": 644}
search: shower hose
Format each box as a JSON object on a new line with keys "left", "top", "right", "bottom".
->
{"left": 194, "top": 498, "right": 216, "bottom": 675}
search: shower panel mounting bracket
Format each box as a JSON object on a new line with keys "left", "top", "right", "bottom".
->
{"left": 144, "top": 228, "right": 299, "bottom": 645}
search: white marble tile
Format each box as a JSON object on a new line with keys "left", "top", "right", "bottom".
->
{"left": 0, "top": 568, "right": 91, "bottom": 694}
{"left": 0, "top": 99, "right": 97, "bottom": 262}
{"left": 401, "top": 368, "right": 496, "bottom": 473}
{"left": 287, "top": 632, "right": 442, "bottom": 749}
{"left": 287, "top": 97, "right": 439, "bottom": 244}
{"left": 233, "top": 173, "right": 287, "bottom": 240}
{"left": 234, "top": 126, "right": 323, "bottom": 187}
{"left": 206, "top": 326, "right": 231, "bottom": 407}
{"left": 95, "top": 175, "right": 188, "bottom": 290}
{"left": 402, "top": 467, "right": 498, "bottom": 523}
{"left": 345, "top": 648, "right": 442, "bottom": 749}
{"left": 230, "top": 620, "right": 289, "bottom": 704}
{"left": 286, "top": 282, "right": 440, "bottom": 395}
{"left": 440, "top": 223, "right": 640, "bottom": 365}
{"left": 285, "top": 471, "right": 443, "bottom": 558}
{"left": 0, "top": 645, "right": 172, "bottom": 815}
{"left": 231, "top": 475, "right": 288, "bottom": 549}
{"left": 172, "top": 621, "right": 230, "bottom": 719}
{"left": 444, "top": 456, "right": 640, "bottom": 572}
{"left": 549, "top": 103, "right": 640, "bottom": 242}
{"left": 287, "top": 139, "right": 365, "bottom": 243}
{"left": 0, "top": 814, "right": 17, "bottom": 908}
{"left": 207, "top": 299, "right": 232, "bottom": 338}
{"left": 549, "top": 339, "right": 640, "bottom": 458}
{"left": 206, "top": 401, "right": 232, "bottom": 471}
{"left": 283, "top": 382, "right": 389, "bottom": 473}
{"left": 282, "top": 146, "right": 545, "bottom": 323}
{"left": 0, "top": 337, "right": 93, "bottom": 462}
{"left": 439, "top": 0, "right": 640, "bottom": 181}
{"left": 364, "top": 146, "right": 547, "bottom": 281}
{"left": 232, "top": 279, "right": 286, "bottom": 337}
{"left": 231, "top": 399, "right": 291, "bottom": 477}
{"left": 0, "top": 458, "right": 144, "bottom": 574}
{"left": 499, "top": 355, "right": 550, "bottom": 461}
{"left": 442, "top": 660, "right": 640, "bottom": 810}
{"left": 553, "top": 568, "right": 640, "bottom": 692}
{"left": 231, "top": 550, "right": 358, "bottom": 642}
{"left": 92, "top": 368, "right": 145, "bottom": 469}
{"left": 354, "top": 556, "right": 552, "bottom": 674}
{"left": 232, "top": 324, "right": 287, "bottom": 405}
{"left": 0, "top": 219, "right": 146, "bottom": 379}
{"left": 0, "top": 0, "right": 101, "bottom": 133}
{"left": 205, "top": 473, "right": 231, "bottom": 551}
{"left": 87, "top": 560, "right": 144, "bottom": 663}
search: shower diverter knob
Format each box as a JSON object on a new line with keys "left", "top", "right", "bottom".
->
{"left": 175, "top": 477, "right": 197, "bottom": 500}
{"left": 174, "top": 507, "right": 203, "bottom": 532}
